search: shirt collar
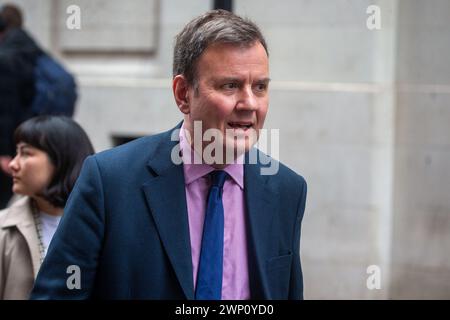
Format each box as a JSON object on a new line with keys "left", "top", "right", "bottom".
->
{"left": 179, "top": 123, "right": 244, "bottom": 189}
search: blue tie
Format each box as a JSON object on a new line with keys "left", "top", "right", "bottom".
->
{"left": 195, "top": 170, "right": 228, "bottom": 300}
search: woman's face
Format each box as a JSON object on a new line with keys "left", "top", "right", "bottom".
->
{"left": 8, "top": 142, "right": 55, "bottom": 197}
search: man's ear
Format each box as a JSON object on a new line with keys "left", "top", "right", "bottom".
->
{"left": 173, "top": 75, "right": 190, "bottom": 114}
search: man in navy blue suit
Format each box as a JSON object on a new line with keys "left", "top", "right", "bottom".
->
{"left": 31, "top": 9, "right": 307, "bottom": 300}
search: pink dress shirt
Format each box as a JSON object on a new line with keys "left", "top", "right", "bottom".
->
{"left": 179, "top": 126, "right": 250, "bottom": 300}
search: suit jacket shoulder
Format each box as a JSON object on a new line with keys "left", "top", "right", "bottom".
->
{"left": 250, "top": 148, "right": 307, "bottom": 206}
{"left": 91, "top": 126, "right": 178, "bottom": 179}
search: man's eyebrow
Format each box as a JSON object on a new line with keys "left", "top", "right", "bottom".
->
{"left": 214, "top": 77, "right": 242, "bottom": 83}
{"left": 214, "top": 77, "right": 271, "bottom": 83}
{"left": 255, "top": 77, "right": 271, "bottom": 83}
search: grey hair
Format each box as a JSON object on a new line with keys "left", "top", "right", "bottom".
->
{"left": 173, "top": 9, "right": 268, "bottom": 86}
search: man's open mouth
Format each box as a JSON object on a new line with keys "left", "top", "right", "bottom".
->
{"left": 227, "top": 122, "right": 253, "bottom": 130}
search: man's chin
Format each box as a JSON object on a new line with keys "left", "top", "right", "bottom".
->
{"left": 223, "top": 140, "right": 255, "bottom": 164}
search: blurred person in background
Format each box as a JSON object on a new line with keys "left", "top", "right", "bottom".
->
{"left": 0, "top": 3, "right": 43, "bottom": 209}
{"left": 0, "top": 3, "right": 76, "bottom": 210}
{"left": 0, "top": 116, "right": 94, "bottom": 299}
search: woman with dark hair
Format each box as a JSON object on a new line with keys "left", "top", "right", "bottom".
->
{"left": 0, "top": 116, "right": 94, "bottom": 299}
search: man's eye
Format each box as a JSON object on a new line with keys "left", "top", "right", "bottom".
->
{"left": 254, "top": 83, "right": 267, "bottom": 92}
{"left": 222, "top": 83, "right": 237, "bottom": 90}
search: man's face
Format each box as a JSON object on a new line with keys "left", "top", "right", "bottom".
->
{"left": 184, "top": 41, "right": 269, "bottom": 163}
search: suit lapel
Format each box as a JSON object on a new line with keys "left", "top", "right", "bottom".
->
{"left": 141, "top": 127, "right": 194, "bottom": 300}
{"left": 140, "top": 128, "right": 279, "bottom": 300}
{"left": 244, "top": 157, "right": 279, "bottom": 299}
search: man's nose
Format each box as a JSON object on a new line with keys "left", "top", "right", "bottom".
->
{"left": 236, "top": 86, "right": 258, "bottom": 111}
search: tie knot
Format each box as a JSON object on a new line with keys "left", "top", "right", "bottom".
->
{"left": 210, "top": 170, "right": 228, "bottom": 189}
